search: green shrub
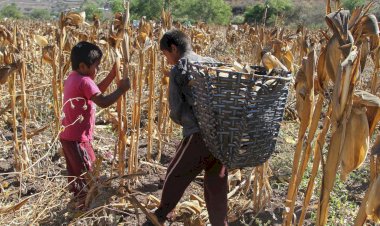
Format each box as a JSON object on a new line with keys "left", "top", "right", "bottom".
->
{"left": 29, "top": 9, "right": 51, "bottom": 20}
{"left": 0, "top": 3, "right": 24, "bottom": 19}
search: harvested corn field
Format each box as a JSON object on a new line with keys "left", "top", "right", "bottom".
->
{"left": 0, "top": 0, "right": 380, "bottom": 225}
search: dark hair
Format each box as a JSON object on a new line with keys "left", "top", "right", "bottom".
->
{"left": 70, "top": 41, "right": 103, "bottom": 70}
{"left": 159, "top": 29, "right": 191, "bottom": 55}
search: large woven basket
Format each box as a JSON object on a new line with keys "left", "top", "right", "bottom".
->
{"left": 189, "top": 62, "right": 292, "bottom": 169}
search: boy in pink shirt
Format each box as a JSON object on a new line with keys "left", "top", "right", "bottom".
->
{"left": 60, "top": 41, "right": 130, "bottom": 201}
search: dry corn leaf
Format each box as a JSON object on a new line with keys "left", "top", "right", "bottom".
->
{"left": 295, "top": 50, "right": 315, "bottom": 133}
{"left": 34, "top": 34, "right": 49, "bottom": 47}
{"left": 147, "top": 194, "right": 160, "bottom": 205}
{"left": 353, "top": 90, "right": 380, "bottom": 135}
{"left": 359, "top": 37, "right": 370, "bottom": 70}
{"left": 0, "top": 25, "right": 13, "bottom": 45}
{"left": 340, "top": 106, "right": 369, "bottom": 181}
{"left": 178, "top": 200, "right": 202, "bottom": 214}
{"left": 233, "top": 61, "right": 245, "bottom": 72}
{"left": 326, "top": 10, "right": 351, "bottom": 42}
{"left": 351, "top": 14, "right": 379, "bottom": 51}
{"left": 318, "top": 122, "right": 344, "bottom": 225}
{"left": 282, "top": 47, "right": 294, "bottom": 73}
{"left": 316, "top": 46, "right": 329, "bottom": 91}
{"left": 0, "top": 198, "right": 29, "bottom": 214}
{"left": 190, "top": 194, "right": 205, "bottom": 206}
{"left": 366, "top": 175, "right": 380, "bottom": 223}
{"left": 261, "top": 52, "right": 288, "bottom": 73}
{"left": 348, "top": 5, "right": 364, "bottom": 30}
{"left": 63, "top": 12, "right": 85, "bottom": 27}
{"left": 0, "top": 63, "right": 18, "bottom": 85}
{"left": 42, "top": 45, "right": 55, "bottom": 65}
{"left": 228, "top": 169, "right": 242, "bottom": 188}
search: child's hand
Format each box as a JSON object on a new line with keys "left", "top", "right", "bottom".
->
{"left": 118, "top": 77, "right": 131, "bottom": 92}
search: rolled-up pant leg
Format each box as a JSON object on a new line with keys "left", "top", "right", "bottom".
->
{"left": 60, "top": 139, "right": 96, "bottom": 197}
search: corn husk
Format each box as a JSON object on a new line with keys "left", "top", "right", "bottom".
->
{"left": 178, "top": 200, "right": 203, "bottom": 215}
{"left": 353, "top": 90, "right": 380, "bottom": 136}
{"left": 351, "top": 14, "right": 379, "bottom": 51}
{"left": 340, "top": 106, "right": 369, "bottom": 181}
{"left": 261, "top": 52, "right": 289, "bottom": 73}
{"left": 33, "top": 34, "right": 48, "bottom": 48}
{"left": 282, "top": 45, "right": 295, "bottom": 73}
{"left": 295, "top": 50, "right": 316, "bottom": 131}
{"left": 190, "top": 194, "right": 205, "bottom": 206}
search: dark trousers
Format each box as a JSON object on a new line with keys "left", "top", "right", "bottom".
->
{"left": 155, "top": 132, "right": 228, "bottom": 226}
{"left": 60, "top": 139, "right": 96, "bottom": 197}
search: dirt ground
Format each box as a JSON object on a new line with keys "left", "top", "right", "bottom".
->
{"left": 1, "top": 107, "right": 375, "bottom": 225}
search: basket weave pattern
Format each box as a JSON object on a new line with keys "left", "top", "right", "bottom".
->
{"left": 190, "top": 64, "right": 291, "bottom": 169}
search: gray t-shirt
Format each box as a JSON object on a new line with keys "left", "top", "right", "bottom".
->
{"left": 168, "top": 51, "right": 217, "bottom": 137}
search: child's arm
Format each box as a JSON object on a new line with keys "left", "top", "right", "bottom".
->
{"left": 97, "top": 63, "right": 118, "bottom": 93}
{"left": 91, "top": 77, "right": 130, "bottom": 108}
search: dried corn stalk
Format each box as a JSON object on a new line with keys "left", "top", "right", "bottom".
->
{"left": 317, "top": 45, "right": 360, "bottom": 226}
{"left": 113, "top": 3, "right": 130, "bottom": 183}
{"left": 284, "top": 49, "right": 316, "bottom": 225}
{"left": 146, "top": 45, "right": 156, "bottom": 161}
{"left": 156, "top": 59, "right": 170, "bottom": 161}
{"left": 129, "top": 49, "right": 144, "bottom": 175}
{"left": 366, "top": 175, "right": 380, "bottom": 223}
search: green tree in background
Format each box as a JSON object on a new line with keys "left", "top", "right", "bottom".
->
{"left": 82, "top": 2, "right": 103, "bottom": 19}
{"left": 130, "top": 0, "right": 162, "bottom": 20}
{"left": 109, "top": 0, "right": 231, "bottom": 25}
{"left": 341, "top": 0, "right": 379, "bottom": 19}
{"left": 342, "top": 0, "right": 365, "bottom": 11}
{"left": 29, "top": 9, "right": 51, "bottom": 20}
{"left": 173, "top": 0, "right": 232, "bottom": 25}
{"left": 244, "top": 0, "right": 293, "bottom": 25}
{"left": 110, "top": 0, "right": 124, "bottom": 14}
{"left": 244, "top": 3, "right": 266, "bottom": 24}
{"left": 0, "top": 3, "right": 24, "bottom": 19}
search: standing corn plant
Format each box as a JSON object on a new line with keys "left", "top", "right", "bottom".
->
{"left": 284, "top": 3, "right": 380, "bottom": 225}
{"left": 107, "top": 4, "right": 130, "bottom": 182}
{"left": 0, "top": 25, "right": 31, "bottom": 171}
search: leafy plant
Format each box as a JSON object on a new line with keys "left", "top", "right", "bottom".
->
{"left": 0, "top": 3, "right": 24, "bottom": 19}
{"left": 29, "top": 9, "right": 51, "bottom": 20}
{"left": 244, "top": 0, "right": 293, "bottom": 25}
{"left": 82, "top": 2, "right": 103, "bottom": 20}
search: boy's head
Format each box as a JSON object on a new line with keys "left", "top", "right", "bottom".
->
{"left": 71, "top": 41, "right": 103, "bottom": 76}
{"left": 160, "top": 29, "right": 191, "bottom": 65}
